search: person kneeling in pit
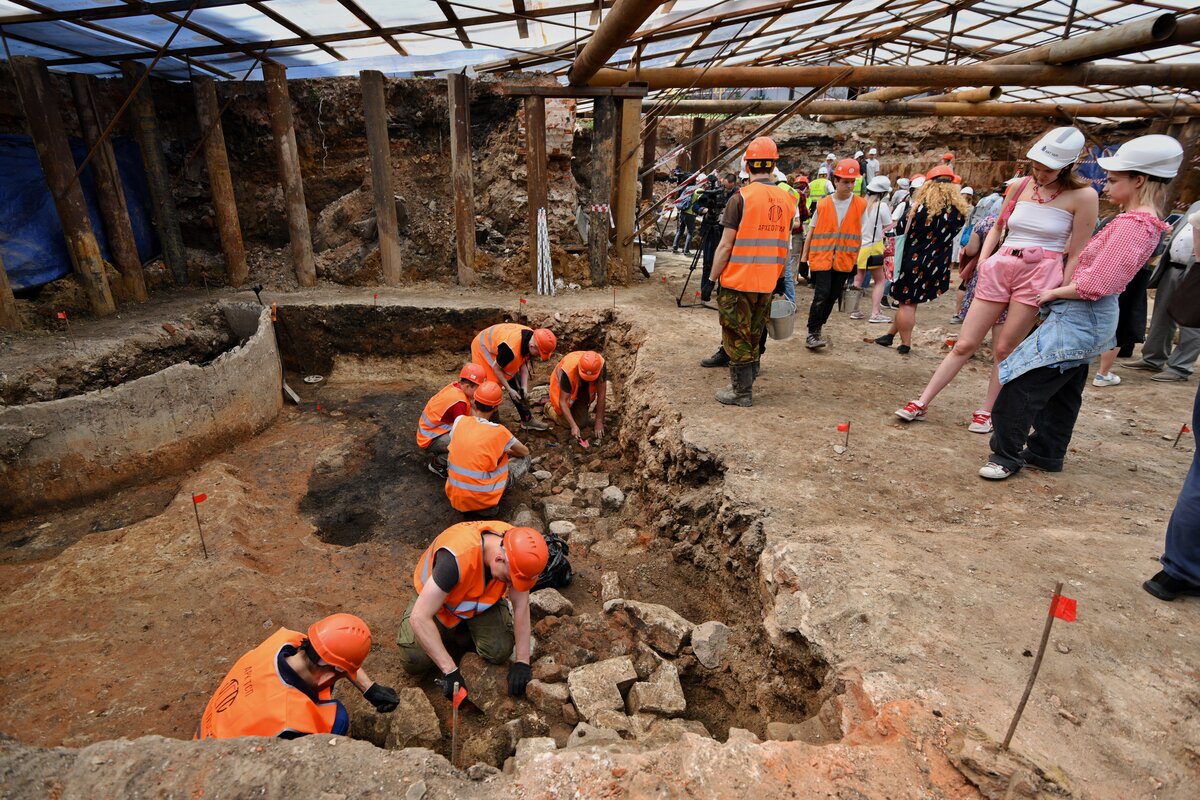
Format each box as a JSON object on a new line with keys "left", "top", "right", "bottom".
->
{"left": 545, "top": 350, "right": 607, "bottom": 445}
{"left": 195, "top": 614, "right": 399, "bottom": 740}
{"left": 445, "top": 380, "right": 531, "bottom": 514}
{"left": 417, "top": 363, "right": 486, "bottom": 478}
{"left": 470, "top": 322, "right": 557, "bottom": 430}
{"left": 396, "top": 522, "right": 548, "bottom": 702}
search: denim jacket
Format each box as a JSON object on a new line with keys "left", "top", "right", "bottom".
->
{"left": 998, "top": 295, "right": 1118, "bottom": 384}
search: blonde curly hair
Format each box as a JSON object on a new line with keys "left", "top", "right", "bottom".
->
{"left": 912, "top": 181, "right": 971, "bottom": 219}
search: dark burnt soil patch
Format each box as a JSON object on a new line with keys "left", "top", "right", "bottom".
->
{"left": 0, "top": 305, "right": 238, "bottom": 405}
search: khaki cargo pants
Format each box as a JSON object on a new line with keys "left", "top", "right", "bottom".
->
{"left": 395, "top": 590, "right": 514, "bottom": 675}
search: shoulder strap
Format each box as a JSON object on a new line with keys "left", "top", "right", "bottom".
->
{"left": 998, "top": 177, "right": 1032, "bottom": 233}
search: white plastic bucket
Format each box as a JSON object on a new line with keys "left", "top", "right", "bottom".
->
{"left": 767, "top": 297, "right": 797, "bottom": 340}
{"left": 641, "top": 254, "right": 656, "bottom": 274}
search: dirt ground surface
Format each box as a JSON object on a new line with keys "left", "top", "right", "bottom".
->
{"left": 1, "top": 262, "right": 1197, "bottom": 799}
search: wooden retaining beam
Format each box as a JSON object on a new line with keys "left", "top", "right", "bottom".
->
{"left": 121, "top": 61, "right": 188, "bottom": 284}
{"left": 69, "top": 73, "right": 147, "bottom": 302}
{"left": 192, "top": 76, "right": 248, "bottom": 287}
{"left": 263, "top": 63, "right": 317, "bottom": 287}
{"left": 639, "top": 115, "right": 657, "bottom": 203}
{"left": 11, "top": 56, "right": 116, "bottom": 317}
{"left": 612, "top": 96, "right": 641, "bottom": 281}
{"left": 0, "top": 253, "right": 19, "bottom": 331}
{"left": 588, "top": 96, "right": 617, "bottom": 287}
{"left": 524, "top": 95, "right": 548, "bottom": 289}
{"left": 688, "top": 117, "right": 706, "bottom": 172}
{"left": 446, "top": 73, "right": 478, "bottom": 286}
{"left": 359, "top": 70, "right": 402, "bottom": 286}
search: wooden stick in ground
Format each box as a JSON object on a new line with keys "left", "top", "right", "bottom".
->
{"left": 192, "top": 498, "right": 209, "bottom": 559}
{"left": 1002, "top": 580, "right": 1062, "bottom": 750}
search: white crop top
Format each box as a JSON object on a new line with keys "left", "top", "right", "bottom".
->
{"left": 1003, "top": 203, "right": 1073, "bottom": 252}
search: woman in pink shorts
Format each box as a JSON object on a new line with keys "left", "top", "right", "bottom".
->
{"left": 895, "top": 127, "right": 1099, "bottom": 431}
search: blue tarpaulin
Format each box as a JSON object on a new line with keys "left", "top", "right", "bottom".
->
{"left": 0, "top": 133, "right": 160, "bottom": 291}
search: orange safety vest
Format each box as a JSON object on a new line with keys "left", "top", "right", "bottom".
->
{"left": 195, "top": 628, "right": 342, "bottom": 740}
{"left": 416, "top": 381, "right": 469, "bottom": 449}
{"left": 470, "top": 323, "right": 530, "bottom": 384}
{"left": 548, "top": 351, "right": 597, "bottom": 412}
{"left": 808, "top": 194, "right": 867, "bottom": 273}
{"left": 445, "top": 415, "right": 515, "bottom": 511}
{"left": 722, "top": 181, "right": 798, "bottom": 293}
{"left": 413, "top": 520, "right": 514, "bottom": 628}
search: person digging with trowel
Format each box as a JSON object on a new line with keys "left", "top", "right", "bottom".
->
{"left": 544, "top": 350, "right": 607, "bottom": 448}
{"left": 396, "top": 522, "right": 549, "bottom": 706}
{"left": 417, "top": 363, "right": 487, "bottom": 478}
{"left": 470, "top": 322, "right": 557, "bottom": 430}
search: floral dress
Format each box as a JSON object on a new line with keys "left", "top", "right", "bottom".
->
{"left": 890, "top": 204, "right": 965, "bottom": 305}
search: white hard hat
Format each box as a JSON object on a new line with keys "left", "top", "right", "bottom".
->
{"left": 825, "top": 153, "right": 835, "bottom": 161}
{"left": 1096, "top": 134, "right": 1183, "bottom": 180}
{"left": 868, "top": 147, "right": 878, "bottom": 155}
{"left": 854, "top": 150, "right": 864, "bottom": 158}
{"left": 772, "top": 167, "right": 788, "bottom": 182}
{"left": 911, "top": 175, "right": 926, "bottom": 189}
{"left": 817, "top": 166, "right": 828, "bottom": 175}
{"left": 866, "top": 175, "right": 892, "bottom": 194}
{"left": 738, "top": 169, "right": 748, "bottom": 180}
{"left": 1027, "top": 126, "right": 1085, "bottom": 170}
{"left": 897, "top": 177, "right": 910, "bottom": 189}
{"left": 961, "top": 186, "right": 974, "bottom": 196}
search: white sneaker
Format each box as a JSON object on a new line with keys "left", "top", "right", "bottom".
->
{"left": 849, "top": 311, "right": 865, "bottom": 320}
{"left": 979, "top": 461, "right": 1013, "bottom": 480}
{"left": 968, "top": 410, "right": 993, "bottom": 434}
{"left": 895, "top": 400, "right": 927, "bottom": 421}
{"left": 1092, "top": 372, "right": 1121, "bottom": 387}
{"left": 868, "top": 314, "right": 891, "bottom": 324}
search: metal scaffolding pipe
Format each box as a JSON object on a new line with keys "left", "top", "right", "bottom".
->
{"left": 921, "top": 86, "right": 1002, "bottom": 104}
{"left": 858, "top": 13, "right": 1182, "bottom": 104}
{"left": 568, "top": 0, "right": 663, "bottom": 86}
{"left": 654, "top": 99, "right": 1200, "bottom": 119}
{"left": 589, "top": 63, "right": 1200, "bottom": 90}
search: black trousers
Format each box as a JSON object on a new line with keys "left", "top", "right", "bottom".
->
{"left": 989, "top": 364, "right": 1090, "bottom": 473}
{"left": 806, "top": 270, "right": 850, "bottom": 334}
{"left": 700, "top": 227, "right": 720, "bottom": 299}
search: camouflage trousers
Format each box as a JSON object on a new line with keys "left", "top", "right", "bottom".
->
{"left": 718, "top": 287, "right": 772, "bottom": 365}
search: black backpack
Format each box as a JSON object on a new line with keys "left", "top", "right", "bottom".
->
{"left": 533, "top": 532, "right": 572, "bottom": 591}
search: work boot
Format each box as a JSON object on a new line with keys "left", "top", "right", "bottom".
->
{"left": 849, "top": 289, "right": 864, "bottom": 320}
{"left": 751, "top": 361, "right": 760, "bottom": 379}
{"left": 715, "top": 365, "right": 753, "bottom": 407}
{"left": 805, "top": 331, "right": 826, "bottom": 349}
{"left": 700, "top": 347, "right": 730, "bottom": 368}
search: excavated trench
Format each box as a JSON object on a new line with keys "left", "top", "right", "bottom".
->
{"left": 277, "top": 303, "right": 839, "bottom": 769}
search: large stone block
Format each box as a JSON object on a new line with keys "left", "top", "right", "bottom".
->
{"left": 692, "top": 620, "right": 733, "bottom": 669}
{"left": 627, "top": 663, "right": 686, "bottom": 716}
{"left": 385, "top": 688, "right": 441, "bottom": 750}
{"left": 566, "top": 656, "right": 637, "bottom": 721}
{"left": 530, "top": 588, "right": 575, "bottom": 619}
{"left": 526, "top": 679, "right": 570, "bottom": 715}
{"left": 603, "top": 598, "right": 693, "bottom": 656}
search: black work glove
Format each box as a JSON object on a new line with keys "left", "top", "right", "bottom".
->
{"left": 364, "top": 683, "right": 399, "bottom": 713}
{"left": 507, "top": 662, "right": 532, "bottom": 697}
{"left": 440, "top": 668, "right": 468, "bottom": 700}
{"left": 773, "top": 275, "right": 786, "bottom": 296}
{"left": 798, "top": 260, "right": 809, "bottom": 272}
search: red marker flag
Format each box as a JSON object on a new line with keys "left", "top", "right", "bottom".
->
{"left": 836, "top": 422, "right": 850, "bottom": 432}
{"left": 192, "top": 492, "right": 207, "bottom": 504}
{"left": 57, "top": 311, "right": 67, "bottom": 320}
{"left": 1184, "top": 424, "right": 1192, "bottom": 434}
{"left": 520, "top": 298, "right": 527, "bottom": 304}
{"left": 1050, "top": 593, "right": 1077, "bottom": 622}
{"left": 452, "top": 686, "right": 468, "bottom": 709}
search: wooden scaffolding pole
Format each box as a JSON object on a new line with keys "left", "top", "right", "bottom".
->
{"left": 121, "top": 61, "right": 188, "bottom": 284}
{"left": 447, "top": 73, "right": 478, "bottom": 286}
{"left": 0, "top": 253, "right": 19, "bottom": 331}
{"left": 612, "top": 97, "right": 641, "bottom": 281}
{"left": 69, "top": 73, "right": 147, "bottom": 302}
{"left": 688, "top": 117, "right": 706, "bottom": 172}
{"left": 11, "top": 57, "right": 116, "bottom": 317}
{"left": 524, "top": 95, "right": 548, "bottom": 289}
{"left": 192, "top": 76, "right": 248, "bottom": 287}
{"left": 588, "top": 96, "right": 617, "bottom": 287}
{"left": 639, "top": 116, "right": 657, "bottom": 203}
{"left": 263, "top": 62, "right": 317, "bottom": 287}
{"left": 360, "top": 70, "right": 403, "bottom": 286}
{"left": 568, "top": 0, "right": 664, "bottom": 86}
{"left": 657, "top": 99, "right": 1200, "bottom": 118}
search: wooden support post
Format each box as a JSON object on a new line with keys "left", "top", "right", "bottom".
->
{"left": 0, "top": 253, "right": 19, "bottom": 331}
{"left": 588, "top": 96, "right": 616, "bottom": 288}
{"left": 192, "top": 76, "right": 248, "bottom": 287}
{"left": 446, "top": 73, "right": 478, "bottom": 286}
{"left": 360, "top": 70, "right": 402, "bottom": 286}
{"left": 524, "top": 95, "right": 547, "bottom": 289}
{"left": 263, "top": 63, "right": 317, "bottom": 287}
{"left": 69, "top": 73, "right": 147, "bottom": 302}
{"left": 689, "top": 117, "right": 705, "bottom": 172}
{"left": 640, "top": 116, "right": 657, "bottom": 203}
{"left": 11, "top": 56, "right": 116, "bottom": 316}
{"left": 706, "top": 128, "right": 721, "bottom": 172}
{"left": 121, "top": 61, "right": 187, "bottom": 284}
{"left": 612, "top": 97, "right": 641, "bottom": 282}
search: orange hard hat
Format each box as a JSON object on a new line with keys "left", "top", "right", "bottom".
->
{"left": 459, "top": 363, "right": 487, "bottom": 385}
{"left": 833, "top": 158, "right": 860, "bottom": 179}
{"left": 793, "top": 174, "right": 810, "bottom": 185}
{"left": 475, "top": 380, "right": 503, "bottom": 407}
{"left": 942, "top": 152, "right": 954, "bottom": 161}
{"left": 307, "top": 613, "right": 372, "bottom": 674}
{"left": 578, "top": 351, "right": 604, "bottom": 382}
{"left": 952, "top": 174, "right": 962, "bottom": 184}
{"left": 744, "top": 136, "right": 779, "bottom": 162}
{"left": 532, "top": 328, "right": 557, "bottom": 360}
{"left": 926, "top": 165, "right": 957, "bottom": 182}
{"left": 503, "top": 526, "right": 549, "bottom": 592}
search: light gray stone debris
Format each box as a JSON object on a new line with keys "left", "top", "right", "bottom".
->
{"left": 601, "top": 485, "right": 626, "bottom": 510}
{"left": 548, "top": 520, "right": 577, "bottom": 538}
{"left": 566, "top": 722, "right": 622, "bottom": 749}
{"left": 566, "top": 656, "right": 637, "bottom": 721}
{"left": 692, "top": 621, "right": 733, "bottom": 669}
{"left": 600, "top": 571, "right": 621, "bottom": 603}
{"left": 385, "top": 689, "right": 440, "bottom": 749}
{"left": 511, "top": 505, "right": 541, "bottom": 530}
{"left": 532, "top": 470, "right": 553, "bottom": 482}
{"left": 514, "top": 736, "right": 557, "bottom": 760}
{"left": 529, "top": 588, "right": 574, "bottom": 619}
{"left": 627, "top": 663, "right": 686, "bottom": 716}
{"left": 603, "top": 598, "right": 693, "bottom": 656}
{"left": 576, "top": 472, "right": 611, "bottom": 490}
{"left": 526, "top": 680, "right": 570, "bottom": 715}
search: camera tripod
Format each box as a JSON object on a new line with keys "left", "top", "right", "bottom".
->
{"left": 676, "top": 223, "right": 720, "bottom": 309}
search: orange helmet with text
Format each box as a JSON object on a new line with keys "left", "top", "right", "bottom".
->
{"left": 307, "top": 614, "right": 372, "bottom": 674}
{"left": 459, "top": 363, "right": 487, "bottom": 385}
{"left": 578, "top": 351, "right": 604, "bottom": 382}
{"left": 532, "top": 328, "right": 557, "bottom": 360}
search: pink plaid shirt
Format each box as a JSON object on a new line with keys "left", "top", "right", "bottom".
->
{"left": 1073, "top": 211, "right": 1170, "bottom": 301}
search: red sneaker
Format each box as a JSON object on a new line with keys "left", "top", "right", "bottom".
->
{"left": 895, "top": 400, "right": 927, "bottom": 422}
